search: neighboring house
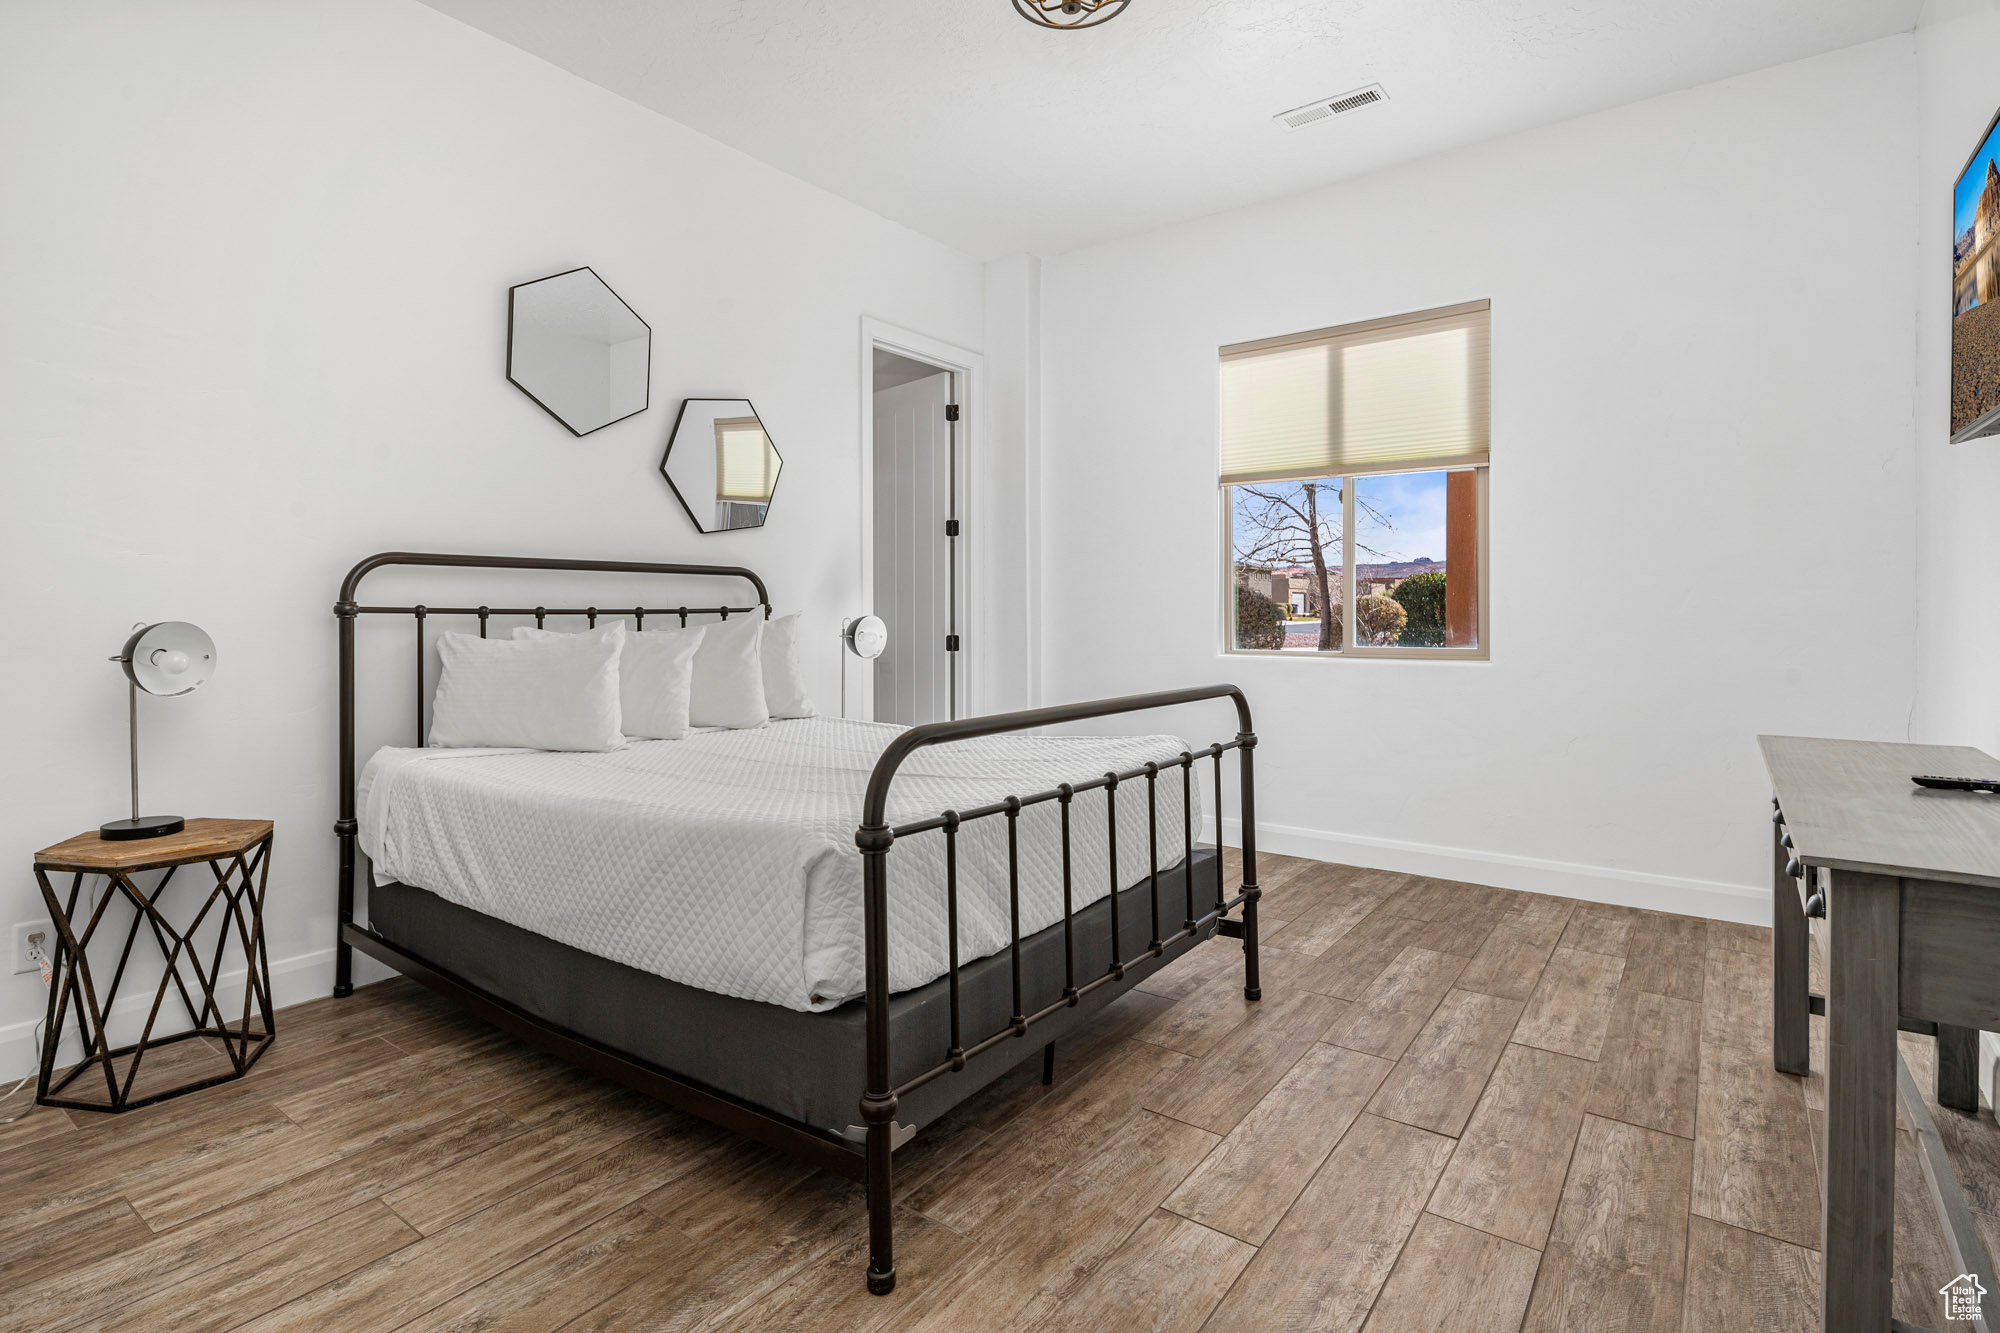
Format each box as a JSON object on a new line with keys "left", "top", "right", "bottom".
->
{"left": 1265, "top": 565, "right": 1325, "bottom": 616}
{"left": 1269, "top": 558, "right": 1445, "bottom": 616}
{"left": 1232, "top": 563, "right": 1291, "bottom": 608}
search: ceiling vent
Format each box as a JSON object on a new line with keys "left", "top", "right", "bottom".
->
{"left": 1274, "top": 83, "right": 1388, "bottom": 131}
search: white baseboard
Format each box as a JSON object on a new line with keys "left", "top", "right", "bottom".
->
{"left": 0, "top": 944, "right": 349, "bottom": 1085}
{"left": 1216, "top": 817, "right": 1769, "bottom": 926}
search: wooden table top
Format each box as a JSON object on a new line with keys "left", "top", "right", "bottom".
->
{"left": 1759, "top": 736, "right": 2000, "bottom": 889}
{"left": 35, "top": 818, "right": 274, "bottom": 871}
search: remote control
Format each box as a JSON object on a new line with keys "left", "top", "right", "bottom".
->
{"left": 1911, "top": 774, "right": 2000, "bottom": 794}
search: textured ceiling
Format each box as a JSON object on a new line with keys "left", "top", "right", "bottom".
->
{"left": 420, "top": 0, "right": 1921, "bottom": 258}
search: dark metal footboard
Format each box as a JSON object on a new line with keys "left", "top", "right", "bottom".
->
{"left": 854, "top": 685, "right": 1260, "bottom": 1294}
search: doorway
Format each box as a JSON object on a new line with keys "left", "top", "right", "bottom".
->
{"left": 859, "top": 319, "right": 981, "bottom": 725}
{"left": 871, "top": 346, "right": 958, "bottom": 724}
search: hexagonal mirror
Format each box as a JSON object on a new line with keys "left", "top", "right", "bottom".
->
{"left": 507, "top": 267, "right": 650, "bottom": 436}
{"left": 660, "top": 398, "right": 783, "bottom": 532}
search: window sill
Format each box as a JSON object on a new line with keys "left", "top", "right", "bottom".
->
{"left": 1221, "top": 647, "right": 1490, "bottom": 663}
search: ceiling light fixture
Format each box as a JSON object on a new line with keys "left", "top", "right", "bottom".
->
{"left": 1012, "top": 0, "right": 1128, "bottom": 30}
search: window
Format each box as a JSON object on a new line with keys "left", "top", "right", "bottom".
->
{"left": 714, "top": 415, "right": 778, "bottom": 529}
{"left": 1221, "top": 301, "right": 1489, "bottom": 658}
{"left": 715, "top": 416, "right": 777, "bottom": 501}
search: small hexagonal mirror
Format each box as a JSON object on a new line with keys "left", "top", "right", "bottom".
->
{"left": 507, "top": 267, "right": 650, "bottom": 436}
{"left": 660, "top": 398, "right": 783, "bottom": 532}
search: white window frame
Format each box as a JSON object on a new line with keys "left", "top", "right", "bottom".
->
{"left": 1221, "top": 463, "right": 1490, "bottom": 661}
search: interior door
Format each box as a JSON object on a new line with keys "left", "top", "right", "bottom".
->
{"left": 872, "top": 368, "right": 955, "bottom": 724}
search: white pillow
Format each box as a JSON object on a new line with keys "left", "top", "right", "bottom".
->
{"left": 514, "top": 622, "right": 706, "bottom": 741}
{"left": 760, "top": 612, "right": 815, "bottom": 720}
{"left": 689, "top": 614, "right": 768, "bottom": 729}
{"left": 429, "top": 626, "right": 625, "bottom": 751}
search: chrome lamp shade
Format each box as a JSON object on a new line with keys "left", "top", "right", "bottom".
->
{"left": 101, "top": 621, "right": 216, "bottom": 841}
{"left": 844, "top": 615, "right": 888, "bottom": 661}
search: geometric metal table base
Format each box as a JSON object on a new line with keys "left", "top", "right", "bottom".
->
{"left": 32, "top": 822, "right": 275, "bottom": 1113}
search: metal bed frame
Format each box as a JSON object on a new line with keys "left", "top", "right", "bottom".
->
{"left": 332, "top": 551, "right": 1263, "bottom": 1294}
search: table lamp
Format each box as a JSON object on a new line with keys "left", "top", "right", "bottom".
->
{"left": 839, "top": 615, "right": 887, "bottom": 719}
{"left": 101, "top": 621, "right": 216, "bottom": 840}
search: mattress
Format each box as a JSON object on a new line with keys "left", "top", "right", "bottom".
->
{"left": 358, "top": 716, "right": 1204, "bottom": 1012}
{"left": 369, "top": 851, "right": 1220, "bottom": 1135}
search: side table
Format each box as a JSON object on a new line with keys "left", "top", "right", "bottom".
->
{"left": 32, "top": 818, "right": 276, "bottom": 1112}
{"left": 1762, "top": 737, "right": 2000, "bottom": 1332}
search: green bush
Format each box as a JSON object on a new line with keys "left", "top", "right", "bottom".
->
{"left": 1356, "top": 592, "right": 1408, "bottom": 645}
{"left": 1235, "top": 583, "right": 1288, "bottom": 650}
{"left": 1392, "top": 569, "right": 1447, "bottom": 647}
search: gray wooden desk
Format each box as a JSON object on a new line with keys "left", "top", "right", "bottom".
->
{"left": 1763, "top": 736, "right": 2000, "bottom": 1333}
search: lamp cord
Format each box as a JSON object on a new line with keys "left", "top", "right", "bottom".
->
{"left": 0, "top": 940, "right": 52, "bottom": 1124}
{"left": 0, "top": 1019, "right": 47, "bottom": 1124}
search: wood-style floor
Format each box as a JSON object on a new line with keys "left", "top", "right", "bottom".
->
{"left": 0, "top": 851, "right": 1989, "bottom": 1331}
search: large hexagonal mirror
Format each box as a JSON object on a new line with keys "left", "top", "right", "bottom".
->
{"left": 660, "top": 398, "right": 783, "bottom": 532}
{"left": 507, "top": 267, "right": 650, "bottom": 436}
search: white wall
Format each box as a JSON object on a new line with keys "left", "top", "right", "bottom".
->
{"left": 1037, "top": 37, "right": 1921, "bottom": 922}
{"left": 977, "top": 255, "right": 1044, "bottom": 715}
{"left": 1913, "top": 0, "right": 2000, "bottom": 1108}
{"left": 1915, "top": 0, "right": 2000, "bottom": 758}
{"left": 0, "top": 0, "right": 983, "bottom": 1069}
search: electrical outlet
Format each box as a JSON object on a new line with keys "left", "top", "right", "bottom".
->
{"left": 12, "top": 922, "right": 52, "bottom": 975}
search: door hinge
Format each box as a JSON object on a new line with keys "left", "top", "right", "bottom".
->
{"left": 945, "top": 634, "right": 960, "bottom": 652}
{"left": 944, "top": 518, "right": 959, "bottom": 537}
{"left": 944, "top": 404, "right": 960, "bottom": 422}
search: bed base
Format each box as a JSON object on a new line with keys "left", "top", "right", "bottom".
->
{"left": 333, "top": 552, "right": 1262, "bottom": 1295}
{"left": 340, "top": 919, "right": 869, "bottom": 1179}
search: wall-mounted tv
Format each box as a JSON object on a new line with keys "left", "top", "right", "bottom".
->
{"left": 1953, "top": 106, "right": 2000, "bottom": 441}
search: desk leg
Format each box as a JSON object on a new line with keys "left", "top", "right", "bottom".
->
{"left": 1937, "top": 1023, "right": 1980, "bottom": 1114}
{"left": 1773, "top": 816, "right": 1810, "bottom": 1076}
{"left": 1822, "top": 870, "right": 1898, "bottom": 1333}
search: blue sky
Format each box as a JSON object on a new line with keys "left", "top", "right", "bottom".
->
{"left": 1356, "top": 470, "right": 1448, "bottom": 564}
{"left": 1955, "top": 115, "right": 2000, "bottom": 237}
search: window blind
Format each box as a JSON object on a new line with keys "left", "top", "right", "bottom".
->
{"left": 715, "top": 418, "right": 776, "bottom": 501}
{"left": 1219, "top": 300, "right": 1489, "bottom": 485}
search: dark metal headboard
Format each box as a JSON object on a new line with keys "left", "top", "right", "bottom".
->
{"left": 331, "top": 550, "right": 770, "bottom": 997}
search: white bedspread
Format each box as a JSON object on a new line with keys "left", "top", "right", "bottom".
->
{"left": 358, "top": 717, "right": 1204, "bottom": 1011}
